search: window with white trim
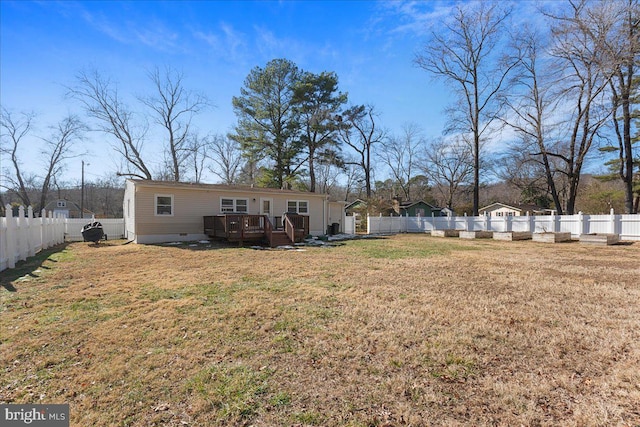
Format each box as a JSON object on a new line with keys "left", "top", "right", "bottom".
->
{"left": 287, "top": 200, "right": 309, "bottom": 214}
{"left": 221, "top": 198, "right": 248, "bottom": 213}
{"left": 155, "top": 194, "right": 174, "bottom": 216}
{"left": 57, "top": 200, "right": 66, "bottom": 208}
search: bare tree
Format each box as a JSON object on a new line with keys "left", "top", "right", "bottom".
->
{"left": 594, "top": 0, "right": 640, "bottom": 213}
{"left": 69, "top": 70, "right": 153, "bottom": 180}
{"left": 0, "top": 108, "right": 35, "bottom": 207}
{"left": 38, "top": 115, "right": 85, "bottom": 211}
{"left": 544, "top": 0, "right": 615, "bottom": 214}
{"left": 342, "top": 160, "right": 365, "bottom": 201}
{"left": 0, "top": 110, "right": 84, "bottom": 212}
{"left": 313, "top": 149, "right": 344, "bottom": 195}
{"left": 501, "top": 25, "right": 567, "bottom": 212}
{"left": 207, "top": 134, "right": 243, "bottom": 185}
{"left": 421, "top": 136, "right": 473, "bottom": 210}
{"left": 338, "top": 105, "right": 385, "bottom": 198}
{"left": 495, "top": 140, "right": 555, "bottom": 208}
{"left": 380, "top": 122, "right": 424, "bottom": 201}
{"left": 141, "top": 67, "right": 209, "bottom": 182}
{"left": 186, "top": 133, "right": 208, "bottom": 184}
{"left": 415, "top": 2, "right": 517, "bottom": 215}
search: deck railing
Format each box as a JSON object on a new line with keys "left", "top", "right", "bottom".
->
{"left": 284, "top": 213, "right": 309, "bottom": 243}
{"left": 204, "top": 214, "right": 309, "bottom": 245}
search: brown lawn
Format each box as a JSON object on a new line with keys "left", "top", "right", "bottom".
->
{"left": 1, "top": 235, "right": 639, "bottom": 427}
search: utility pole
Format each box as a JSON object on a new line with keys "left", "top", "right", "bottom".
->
{"left": 81, "top": 160, "right": 85, "bottom": 219}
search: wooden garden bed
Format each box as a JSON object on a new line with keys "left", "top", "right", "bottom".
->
{"left": 459, "top": 231, "right": 493, "bottom": 239}
{"left": 579, "top": 233, "right": 619, "bottom": 245}
{"left": 493, "top": 231, "right": 532, "bottom": 241}
{"left": 431, "top": 229, "right": 460, "bottom": 237}
{"left": 532, "top": 232, "right": 572, "bottom": 243}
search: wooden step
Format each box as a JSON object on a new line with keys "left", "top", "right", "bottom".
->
{"left": 269, "top": 231, "right": 292, "bottom": 247}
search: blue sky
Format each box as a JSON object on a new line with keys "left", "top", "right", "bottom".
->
{"left": 1, "top": 0, "right": 567, "bottom": 187}
{"left": 1, "top": 0, "right": 463, "bottom": 184}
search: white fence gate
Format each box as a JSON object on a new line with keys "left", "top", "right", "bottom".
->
{"left": 343, "top": 215, "right": 357, "bottom": 235}
{"left": 367, "top": 211, "right": 640, "bottom": 241}
{"left": 1, "top": 205, "right": 125, "bottom": 272}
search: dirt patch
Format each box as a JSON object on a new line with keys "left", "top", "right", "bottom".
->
{"left": 1, "top": 235, "right": 639, "bottom": 426}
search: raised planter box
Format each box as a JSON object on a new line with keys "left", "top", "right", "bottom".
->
{"left": 493, "top": 231, "right": 532, "bottom": 241}
{"left": 459, "top": 231, "right": 493, "bottom": 239}
{"left": 532, "top": 232, "right": 572, "bottom": 243}
{"left": 579, "top": 233, "right": 619, "bottom": 245}
{"left": 431, "top": 229, "right": 460, "bottom": 238}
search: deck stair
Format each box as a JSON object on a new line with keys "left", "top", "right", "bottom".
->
{"left": 268, "top": 230, "right": 293, "bottom": 247}
{"left": 204, "top": 213, "right": 308, "bottom": 247}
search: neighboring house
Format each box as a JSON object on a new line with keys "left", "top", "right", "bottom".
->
{"left": 43, "top": 199, "right": 83, "bottom": 218}
{"left": 123, "top": 179, "right": 345, "bottom": 245}
{"left": 479, "top": 202, "right": 547, "bottom": 217}
{"left": 345, "top": 199, "right": 367, "bottom": 216}
{"left": 391, "top": 198, "right": 442, "bottom": 217}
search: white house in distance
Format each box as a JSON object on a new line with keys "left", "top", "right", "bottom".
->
{"left": 123, "top": 179, "right": 345, "bottom": 245}
{"left": 479, "top": 202, "right": 547, "bottom": 217}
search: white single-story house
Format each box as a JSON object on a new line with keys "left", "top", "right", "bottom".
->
{"left": 123, "top": 179, "right": 346, "bottom": 245}
{"left": 479, "top": 202, "right": 547, "bottom": 217}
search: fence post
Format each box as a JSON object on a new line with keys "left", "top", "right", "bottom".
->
{"left": 40, "top": 209, "right": 46, "bottom": 250}
{"left": 27, "top": 206, "right": 36, "bottom": 257}
{"left": 610, "top": 208, "right": 616, "bottom": 234}
{"left": 5, "top": 205, "right": 16, "bottom": 269}
{"left": 56, "top": 212, "right": 65, "bottom": 244}
{"left": 404, "top": 212, "right": 408, "bottom": 233}
{"left": 578, "top": 211, "right": 584, "bottom": 235}
{"left": 17, "top": 206, "right": 28, "bottom": 262}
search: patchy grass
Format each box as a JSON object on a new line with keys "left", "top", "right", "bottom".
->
{"left": 1, "top": 235, "right": 639, "bottom": 426}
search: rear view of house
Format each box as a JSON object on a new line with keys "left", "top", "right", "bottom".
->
{"left": 123, "top": 179, "right": 345, "bottom": 245}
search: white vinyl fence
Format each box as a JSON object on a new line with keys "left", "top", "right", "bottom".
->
{"left": 367, "top": 210, "right": 640, "bottom": 241}
{"left": 1, "top": 205, "right": 125, "bottom": 272}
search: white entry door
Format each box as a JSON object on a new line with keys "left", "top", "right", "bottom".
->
{"left": 260, "top": 198, "right": 273, "bottom": 220}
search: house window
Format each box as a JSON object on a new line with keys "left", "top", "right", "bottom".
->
{"left": 155, "top": 194, "right": 174, "bottom": 216}
{"left": 57, "top": 200, "right": 66, "bottom": 208}
{"left": 221, "top": 198, "right": 248, "bottom": 213}
{"left": 287, "top": 200, "right": 309, "bottom": 214}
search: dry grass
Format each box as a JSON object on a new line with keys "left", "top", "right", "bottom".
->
{"left": 1, "top": 235, "right": 639, "bottom": 427}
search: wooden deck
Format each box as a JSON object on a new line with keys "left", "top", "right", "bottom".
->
{"left": 203, "top": 214, "right": 309, "bottom": 247}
